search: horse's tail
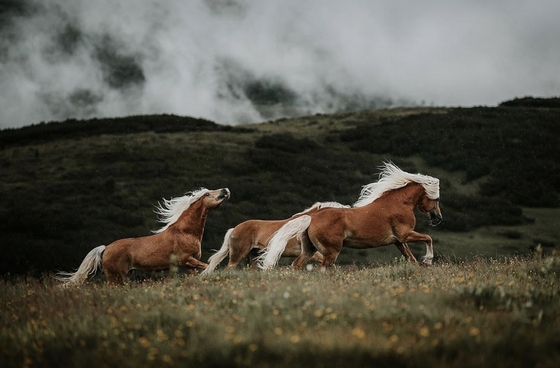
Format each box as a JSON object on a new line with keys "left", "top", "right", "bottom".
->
{"left": 55, "top": 245, "right": 106, "bottom": 287}
{"left": 259, "top": 215, "right": 312, "bottom": 270}
{"left": 201, "top": 228, "right": 233, "bottom": 276}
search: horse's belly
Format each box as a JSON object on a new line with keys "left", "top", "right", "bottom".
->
{"left": 132, "top": 247, "right": 181, "bottom": 270}
{"left": 132, "top": 264, "right": 170, "bottom": 272}
{"left": 343, "top": 235, "right": 394, "bottom": 249}
{"left": 133, "top": 258, "right": 172, "bottom": 271}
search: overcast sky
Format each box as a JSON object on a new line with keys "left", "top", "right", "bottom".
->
{"left": 1, "top": 0, "right": 559, "bottom": 129}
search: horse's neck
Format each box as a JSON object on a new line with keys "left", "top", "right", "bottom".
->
{"left": 171, "top": 200, "right": 209, "bottom": 237}
{"left": 370, "top": 183, "right": 424, "bottom": 208}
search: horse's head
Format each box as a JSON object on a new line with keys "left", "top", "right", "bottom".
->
{"left": 419, "top": 196, "right": 442, "bottom": 226}
{"left": 203, "top": 188, "right": 231, "bottom": 208}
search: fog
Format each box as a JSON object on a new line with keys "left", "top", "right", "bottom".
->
{"left": 1, "top": 0, "right": 559, "bottom": 128}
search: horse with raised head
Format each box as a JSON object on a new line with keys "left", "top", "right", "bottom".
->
{"left": 260, "top": 162, "right": 442, "bottom": 270}
{"left": 201, "top": 201, "right": 349, "bottom": 275}
{"left": 56, "top": 188, "right": 230, "bottom": 286}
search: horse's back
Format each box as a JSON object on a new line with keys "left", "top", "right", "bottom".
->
{"left": 235, "top": 218, "right": 289, "bottom": 229}
{"left": 308, "top": 207, "right": 349, "bottom": 230}
{"left": 233, "top": 219, "right": 288, "bottom": 242}
{"left": 103, "top": 237, "right": 135, "bottom": 256}
{"left": 103, "top": 235, "right": 168, "bottom": 267}
{"left": 308, "top": 206, "right": 396, "bottom": 249}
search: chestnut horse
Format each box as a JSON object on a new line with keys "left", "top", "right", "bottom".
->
{"left": 201, "top": 201, "right": 349, "bottom": 274}
{"left": 260, "top": 162, "right": 442, "bottom": 270}
{"left": 56, "top": 188, "right": 230, "bottom": 286}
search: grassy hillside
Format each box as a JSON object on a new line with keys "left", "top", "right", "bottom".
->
{"left": 1, "top": 99, "right": 559, "bottom": 275}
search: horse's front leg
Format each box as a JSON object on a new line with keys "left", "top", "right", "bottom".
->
{"left": 394, "top": 242, "right": 418, "bottom": 263}
{"left": 402, "top": 231, "right": 434, "bottom": 265}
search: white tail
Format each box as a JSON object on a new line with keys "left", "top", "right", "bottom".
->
{"left": 55, "top": 245, "right": 106, "bottom": 287}
{"left": 259, "top": 215, "right": 312, "bottom": 270}
{"left": 200, "top": 228, "right": 233, "bottom": 275}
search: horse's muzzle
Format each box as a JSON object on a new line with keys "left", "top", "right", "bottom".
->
{"left": 429, "top": 211, "right": 443, "bottom": 226}
{"left": 219, "top": 188, "right": 231, "bottom": 200}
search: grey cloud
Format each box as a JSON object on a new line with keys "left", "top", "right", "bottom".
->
{"left": 0, "top": 0, "right": 559, "bottom": 129}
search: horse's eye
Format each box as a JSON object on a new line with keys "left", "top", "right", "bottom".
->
{"left": 205, "top": 193, "right": 210, "bottom": 196}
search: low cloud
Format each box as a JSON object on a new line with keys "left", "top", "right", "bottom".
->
{"left": 1, "top": 0, "right": 559, "bottom": 128}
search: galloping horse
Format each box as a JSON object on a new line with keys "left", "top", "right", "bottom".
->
{"left": 56, "top": 188, "right": 230, "bottom": 286}
{"left": 260, "top": 162, "right": 442, "bottom": 270}
{"left": 201, "top": 201, "right": 349, "bottom": 275}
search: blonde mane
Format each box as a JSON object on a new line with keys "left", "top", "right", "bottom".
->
{"left": 353, "top": 162, "right": 440, "bottom": 208}
{"left": 291, "top": 201, "right": 350, "bottom": 217}
{"left": 152, "top": 188, "right": 210, "bottom": 233}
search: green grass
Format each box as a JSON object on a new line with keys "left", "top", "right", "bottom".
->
{"left": 2, "top": 256, "right": 559, "bottom": 367}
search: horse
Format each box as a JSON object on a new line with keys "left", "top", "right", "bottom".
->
{"left": 56, "top": 188, "right": 230, "bottom": 286}
{"left": 259, "top": 162, "right": 442, "bottom": 270}
{"left": 200, "top": 201, "right": 349, "bottom": 275}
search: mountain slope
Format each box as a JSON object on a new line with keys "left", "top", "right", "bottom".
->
{"left": 1, "top": 100, "right": 559, "bottom": 275}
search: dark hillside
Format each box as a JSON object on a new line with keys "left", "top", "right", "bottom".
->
{"left": 1, "top": 101, "right": 559, "bottom": 276}
{"left": 0, "top": 114, "right": 242, "bottom": 147}
{"left": 339, "top": 106, "right": 560, "bottom": 207}
{"left": 499, "top": 96, "right": 560, "bottom": 108}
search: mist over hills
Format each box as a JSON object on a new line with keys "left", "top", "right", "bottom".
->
{"left": 2, "top": 0, "right": 559, "bottom": 129}
{"left": 1, "top": 97, "right": 559, "bottom": 276}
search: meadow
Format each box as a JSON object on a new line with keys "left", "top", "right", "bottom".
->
{"left": 1, "top": 98, "right": 559, "bottom": 367}
{"left": 1, "top": 254, "right": 559, "bottom": 367}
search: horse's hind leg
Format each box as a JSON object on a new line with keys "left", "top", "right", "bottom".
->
{"left": 310, "top": 251, "right": 324, "bottom": 263}
{"left": 247, "top": 249, "right": 263, "bottom": 268}
{"left": 103, "top": 261, "right": 128, "bottom": 284}
{"left": 102, "top": 245, "right": 130, "bottom": 284}
{"left": 185, "top": 256, "right": 208, "bottom": 270}
{"left": 291, "top": 233, "right": 315, "bottom": 270}
{"left": 394, "top": 242, "right": 418, "bottom": 263}
{"left": 292, "top": 253, "right": 313, "bottom": 270}
{"left": 104, "top": 269, "right": 127, "bottom": 285}
{"left": 227, "top": 237, "right": 253, "bottom": 269}
{"left": 319, "top": 246, "right": 342, "bottom": 270}
{"left": 311, "top": 233, "right": 343, "bottom": 271}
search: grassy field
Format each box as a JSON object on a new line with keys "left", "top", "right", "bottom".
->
{"left": 1, "top": 102, "right": 559, "bottom": 366}
{"left": 2, "top": 255, "right": 559, "bottom": 367}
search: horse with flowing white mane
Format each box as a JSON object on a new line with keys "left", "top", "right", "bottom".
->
{"left": 56, "top": 188, "right": 230, "bottom": 286}
{"left": 259, "top": 162, "right": 442, "bottom": 270}
{"left": 201, "top": 201, "right": 349, "bottom": 274}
